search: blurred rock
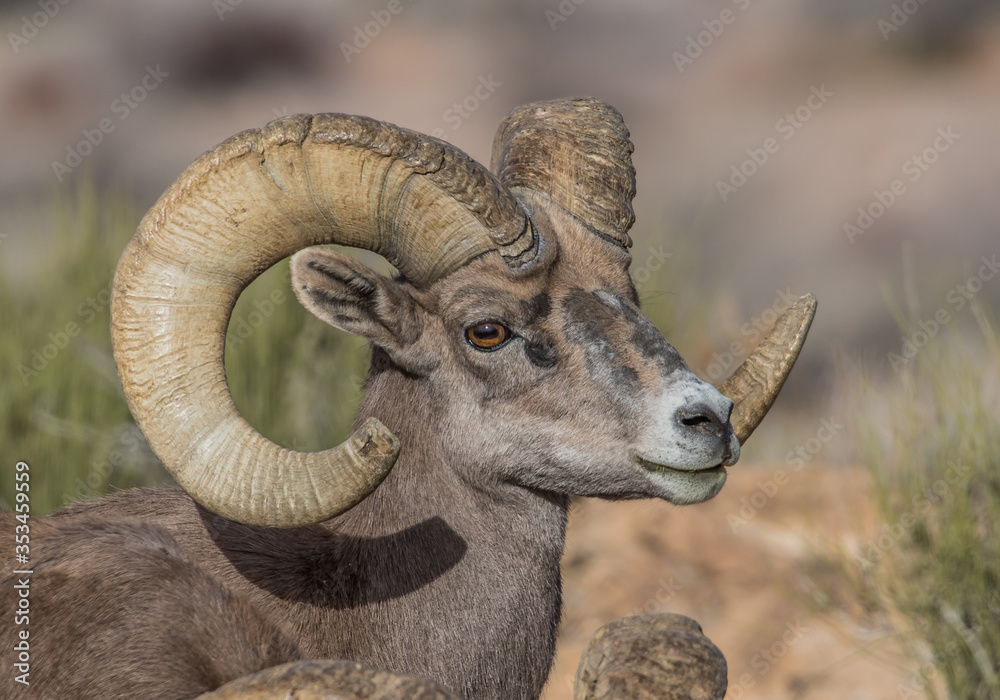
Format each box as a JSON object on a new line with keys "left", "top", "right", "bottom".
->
{"left": 574, "top": 614, "right": 727, "bottom": 700}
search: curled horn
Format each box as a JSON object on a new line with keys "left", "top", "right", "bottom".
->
{"left": 491, "top": 97, "right": 816, "bottom": 445}
{"left": 112, "top": 113, "right": 539, "bottom": 528}
{"left": 491, "top": 97, "right": 636, "bottom": 250}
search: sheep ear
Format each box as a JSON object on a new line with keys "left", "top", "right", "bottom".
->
{"left": 291, "top": 248, "right": 425, "bottom": 360}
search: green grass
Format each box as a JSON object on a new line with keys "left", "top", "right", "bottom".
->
{"left": 2, "top": 185, "right": 144, "bottom": 514}
{"left": 844, "top": 310, "right": 1000, "bottom": 698}
{"left": 224, "top": 258, "right": 371, "bottom": 454}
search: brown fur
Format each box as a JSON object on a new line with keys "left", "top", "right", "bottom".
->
{"left": 1, "top": 512, "right": 301, "bottom": 699}
{"left": 1, "top": 197, "right": 738, "bottom": 699}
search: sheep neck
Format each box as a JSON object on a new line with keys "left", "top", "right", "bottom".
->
{"left": 329, "top": 364, "right": 569, "bottom": 699}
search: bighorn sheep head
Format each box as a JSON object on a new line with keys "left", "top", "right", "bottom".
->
{"left": 111, "top": 97, "right": 815, "bottom": 528}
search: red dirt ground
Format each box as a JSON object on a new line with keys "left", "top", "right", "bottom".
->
{"left": 542, "top": 463, "right": 922, "bottom": 700}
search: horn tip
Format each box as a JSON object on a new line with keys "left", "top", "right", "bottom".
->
{"left": 794, "top": 292, "right": 818, "bottom": 315}
{"left": 351, "top": 417, "right": 402, "bottom": 465}
{"left": 721, "top": 291, "right": 818, "bottom": 446}
{"left": 788, "top": 293, "right": 819, "bottom": 345}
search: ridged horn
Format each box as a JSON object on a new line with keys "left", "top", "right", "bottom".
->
{"left": 111, "top": 113, "right": 539, "bottom": 528}
{"left": 490, "top": 97, "right": 636, "bottom": 250}
{"left": 718, "top": 294, "right": 818, "bottom": 444}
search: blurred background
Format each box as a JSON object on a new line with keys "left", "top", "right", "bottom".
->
{"left": 2, "top": 1, "right": 999, "bottom": 698}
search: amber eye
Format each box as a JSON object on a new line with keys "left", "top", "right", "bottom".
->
{"left": 465, "top": 322, "right": 511, "bottom": 350}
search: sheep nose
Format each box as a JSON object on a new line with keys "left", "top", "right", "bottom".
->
{"left": 676, "top": 400, "right": 734, "bottom": 443}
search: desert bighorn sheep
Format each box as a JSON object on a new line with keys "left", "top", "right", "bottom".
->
{"left": 1, "top": 97, "right": 814, "bottom": 699}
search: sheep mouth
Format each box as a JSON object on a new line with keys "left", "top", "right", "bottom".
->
{"left": 633, "top": 455, "right": 727, "bottom": 476}
{"left": 633, "top": 454, "right": 728, "bottom": 504}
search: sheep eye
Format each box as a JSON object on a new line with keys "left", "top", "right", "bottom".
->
{"left": 465, "top": 322, "right": 510, "bottom": 350}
